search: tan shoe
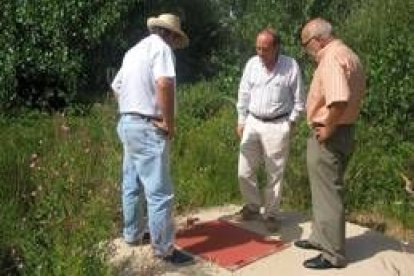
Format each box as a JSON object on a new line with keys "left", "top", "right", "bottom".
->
{"left": 264, "top": 216, "right": 280, "bottom": 232}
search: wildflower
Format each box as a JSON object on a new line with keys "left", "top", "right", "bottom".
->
{"left": 31, "top": 153, "right": 38, "bottom": 161}
{"left": 61, "top": 124, "right": 70, "bottom": 133}
{"left": 30, "top": 153, "right": 39, "bottom": 168}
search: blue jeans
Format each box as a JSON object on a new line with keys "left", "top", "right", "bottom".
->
{"left": 117, "top": 114, "right": 174, "bottom": 256}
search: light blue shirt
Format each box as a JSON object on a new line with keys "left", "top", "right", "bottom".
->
{"left": 237, "top": 55, "right": 305, "bottom": 125}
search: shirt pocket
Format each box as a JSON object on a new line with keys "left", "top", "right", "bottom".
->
{"left": 267, "top": 78, "right": 290, "bottom": 104}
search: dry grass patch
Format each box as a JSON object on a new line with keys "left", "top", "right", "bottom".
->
{"left": 348, "top": 211, "right": 414, "bottom": 247}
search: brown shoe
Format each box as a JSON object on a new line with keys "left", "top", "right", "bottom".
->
{"left": 264, "top": 216, "right": 280, "bottom": 232}
{"left": 233, "top": 205, "right": 261, "bottom": 221}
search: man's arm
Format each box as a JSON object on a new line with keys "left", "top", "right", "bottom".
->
{"left": 111, "top": 67, "right": 123, "bottom": 100}
{"left": 236, "top": 60, "right": 252, "bottom": 138}
{"left": 289, "top": 59, "right": 305, "bottom": 126}
{"left": 154, "top": 76, "right": 175, "bottom": 139}
{"left": 314, "top": 101, "right": 347, "bottom": 142}
{"left": 316, "top": 55, "right": 350, "bottom": 142}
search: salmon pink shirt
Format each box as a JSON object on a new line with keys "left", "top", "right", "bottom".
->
{"left": 306, "top": 39, "right": 366, "bottom": 126}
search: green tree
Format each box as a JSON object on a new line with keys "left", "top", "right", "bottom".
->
{"left": 3, "top": 0, "right": 138, "bottom": 112}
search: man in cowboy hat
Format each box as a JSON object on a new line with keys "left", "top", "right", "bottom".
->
{"left": 111, "top": 13, "right": 193, "bottom": 265}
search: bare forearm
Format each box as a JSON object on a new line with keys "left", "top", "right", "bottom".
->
{"left": 314, "top": 102, "right": 347, "bottom": 142}
{"left": 156, "top": 77, "right": 175, "bottom": 128}
{"left": 325, "top": 102, "right": 347, "bottom": 129}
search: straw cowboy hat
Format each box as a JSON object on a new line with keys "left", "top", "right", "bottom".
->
{"left": 147, "top": 13, "right": 189, "bottom": 49}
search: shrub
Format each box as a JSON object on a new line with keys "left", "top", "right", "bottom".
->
{"left": 346, "top": 122, "right": 414, "bottom": 227}
{"left": 3, "top": 0, "right": 137, "bottom": 112}
{"left": 341, "top": 0, "right": 414, "bottom": 134}
{"left": 2, "top": 0, "right": 228, "bottom": 112}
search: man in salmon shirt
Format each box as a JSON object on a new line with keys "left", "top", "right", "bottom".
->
{"left": 294, "top": 18, "right": 366, "bottom": 269}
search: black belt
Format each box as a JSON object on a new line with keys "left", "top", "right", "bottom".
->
{"left": 121, "top": 112, "right": 162, "bottom": 122}
{"left": 250, "top": 112, "right": 289, "bottom": 122}
{"left": 312, "top": 122, "right": 354, "bottom": 128}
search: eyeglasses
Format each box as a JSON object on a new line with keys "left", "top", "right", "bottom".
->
{"left": 301, "top": 36, "right": 315, "bottom": 47}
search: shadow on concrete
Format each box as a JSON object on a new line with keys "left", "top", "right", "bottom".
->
{"left": 277, "top": 212, "right": 308, "bottom": 243}
{"left": 347, "top": 229, "right": 413, "bottom": 264}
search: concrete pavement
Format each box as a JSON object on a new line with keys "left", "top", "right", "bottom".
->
{"left": 110, "top": 205, "right": 414, "bottom": 275}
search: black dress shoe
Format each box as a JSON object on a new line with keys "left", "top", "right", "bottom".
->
{"left": 303, "top": 254, "right": 344, "bottom": 269}
{"left": 294, "top": 239, "right": 322, "bottom": 251}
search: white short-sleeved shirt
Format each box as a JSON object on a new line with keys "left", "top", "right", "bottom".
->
{"left": 111, "top": 34, "right": 176, "bottom": 116}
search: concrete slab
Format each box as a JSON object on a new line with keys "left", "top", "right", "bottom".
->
{"left": 110, "top": 205, "right": 414, "bottom": 276}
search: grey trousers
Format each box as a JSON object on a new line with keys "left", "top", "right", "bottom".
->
{"left": 307, "top": 125, "right": 355, "bottom": 266}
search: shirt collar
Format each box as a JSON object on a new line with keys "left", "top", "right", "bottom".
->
{"left": 316, "top": 39, "right": 342, "bottom": 62}
{"left": 259, "top": 53, "right": 280, "bottom": 72}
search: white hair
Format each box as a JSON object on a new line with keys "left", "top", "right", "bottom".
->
{"left": 318, "top": 19, "right": 332, "bottom": 39}
{"left": 308, "top": 18, "right": 333, "bottom": 40}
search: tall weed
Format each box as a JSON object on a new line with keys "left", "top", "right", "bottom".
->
{"left": 0, "top": 105, "right": 120, "bottom": 275}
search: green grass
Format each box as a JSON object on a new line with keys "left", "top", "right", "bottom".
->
{"left": 173, "top": 107, "right": 240, "bottom": 210}
{"left": 0, "top": 106, "right": 120, "bottom": 275}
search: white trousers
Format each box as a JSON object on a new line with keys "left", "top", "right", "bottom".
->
{"left": 238, "top": 115, "right": 291, "bottom": 218}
